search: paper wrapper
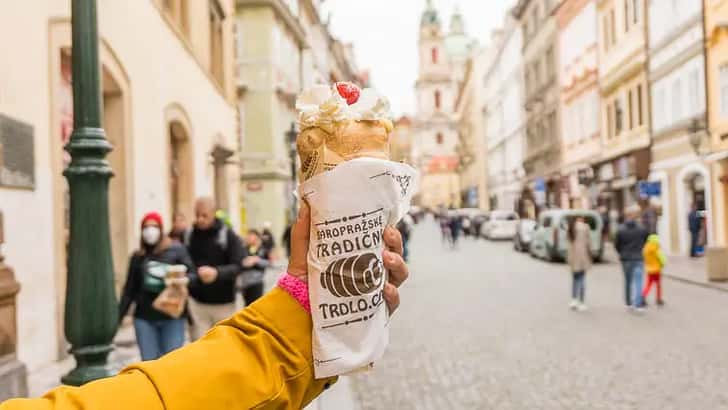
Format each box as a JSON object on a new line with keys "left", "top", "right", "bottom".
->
{"left": 300, "top": 157, "right": 419, "bottom": 378}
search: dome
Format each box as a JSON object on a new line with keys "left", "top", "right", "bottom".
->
{"left": 421, "top": 0, "right": 440, "bottom": 27}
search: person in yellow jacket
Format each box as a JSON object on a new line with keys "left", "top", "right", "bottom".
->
{"left": 0, "top": 202, "right": 410, "bottom": 410}
{"left": 642, "top": 234, "right": 666, "bottom": 306}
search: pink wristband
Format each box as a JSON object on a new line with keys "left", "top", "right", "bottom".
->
{"left": 277, "top": 273, "right": 310, "bottom": 313}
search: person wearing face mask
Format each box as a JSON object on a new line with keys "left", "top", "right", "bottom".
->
{"left": 118, "top": 212, "right": 195, "bottom": 361}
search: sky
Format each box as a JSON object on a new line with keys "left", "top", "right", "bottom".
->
{"left": 321, "top": 0, "right": 516, "bottom": 116}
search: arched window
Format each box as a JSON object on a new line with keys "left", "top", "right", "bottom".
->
{"left": 431, "top": 47, "right": 438, "bottom": 64}
{"left": 434, "top": 90, "right": 441, "bottom": 110}
{"left": 436, "top": 133, "right": 444, "bottom": 144}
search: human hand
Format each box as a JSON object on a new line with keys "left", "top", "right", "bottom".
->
{"left": 287, "top": 202, "right": 410, "bottom": 314}
{"left": 242, "top": 256, "right": 261, "bottom": 268}
{"left": 198, "top": 266, "right": 218, "bottom": 284}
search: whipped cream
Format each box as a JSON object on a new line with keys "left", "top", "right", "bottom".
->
{"left": 296, "top": 84, "right": 392, "bottom": 130}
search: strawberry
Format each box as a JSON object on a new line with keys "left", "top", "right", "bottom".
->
{"left": 335, "top": 82, "right": 361, "bottom": 105}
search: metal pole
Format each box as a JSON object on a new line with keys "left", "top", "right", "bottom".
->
{"left": 62, "top": 0, "right": 116, "bottom": 386}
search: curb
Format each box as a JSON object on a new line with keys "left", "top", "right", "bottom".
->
{"left": 663, "top": 273, "right": 728, "bottom": 294}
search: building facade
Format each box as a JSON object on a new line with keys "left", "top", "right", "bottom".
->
{"left": 514, "top": 0, "right": 563, "bottom": 214}
{"left": 0, "top": 0, "right": 238, "bottom": 372}
{"left": 482, "top": 15, "right": 526, "bottom": 213}
{"left": 455, "top": 51, "right": 488, "bottom": 210}
{"left": 557, "top": 0, "right": 601, "bottom": 210}
{"left": 412, "top": 1, "right": 476, "bottom": 210}
{"left": 235, "top": 0, "right": 363, "bottom": 243}
{"left": 648, "top": 0, "right": 708, "bottom": 254}
{"left": 595, "top": 0, "right": 650, "bottom": 218}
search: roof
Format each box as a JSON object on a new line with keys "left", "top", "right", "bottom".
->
{"left": 421, "top": 0, "right": 440, "bottom": 27}
{"left": 427, "top": 156, "right": 459, "bottom": 173}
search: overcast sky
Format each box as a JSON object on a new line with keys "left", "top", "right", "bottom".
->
{"left": 321, "top": 0, "right": 516, "bottom": 116}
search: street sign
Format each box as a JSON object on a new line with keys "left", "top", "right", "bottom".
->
{"left": 638, "top": 181, "right": 661, "bottom": 198}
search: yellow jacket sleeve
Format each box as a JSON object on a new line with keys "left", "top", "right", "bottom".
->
{"left": 1, "top": 287, "right": 337, "bottom": 410}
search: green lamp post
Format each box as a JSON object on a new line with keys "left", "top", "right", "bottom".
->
{"left": 61, "top": 0, "right": 117, "bottom": 386}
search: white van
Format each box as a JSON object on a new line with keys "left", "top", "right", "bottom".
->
{"left": 529, "top": 209, "right": 604, "bottom": 262}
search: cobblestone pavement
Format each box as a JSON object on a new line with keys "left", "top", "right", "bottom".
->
{"left": 351, "top": 217, "right": 728, "bottom": 410}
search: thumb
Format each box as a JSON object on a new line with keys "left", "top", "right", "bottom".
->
{"left": 287, "top": 202, "right": 310, "bottom": 279}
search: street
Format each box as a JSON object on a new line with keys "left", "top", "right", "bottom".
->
{"left": 350, "top": 217, "right": 728, "bottom": 410}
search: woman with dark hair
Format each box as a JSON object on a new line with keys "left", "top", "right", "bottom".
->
{"left": 119, "top": 212, "right": 195, "bottom": 360}
{"left": 567, "top": 216, "right": 592, "bottom": 311}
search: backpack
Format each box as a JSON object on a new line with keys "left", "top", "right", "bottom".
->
{"left": 183, "top": 226, "right": 229, "bottom": 252}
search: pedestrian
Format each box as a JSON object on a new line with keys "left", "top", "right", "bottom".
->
{"left": 282, "top": 223, "right": 293, "bottom": 258}
{"left": 615, "top": 205, "right": 649, "bottom": 311}
{"left": 168, "top": 211, "right": 188, "bottom": 243}
{"left": 261, "top": 221, "right": 276, "bottom": 259}
{"left": 439, "top": 212, "right": 451, "bottom": 247}
{"left": 1, "top": 202, "right": 411, "bottom": 410}
{"left": 184, "top": 197, "right": 245, "bottom": 340}
{"left": 396, "top": 212, "right": 414, "bottom": 262}
{"left": 449, "top": 213, "right": 462, "bottom": 249}
{"left": 240, "top": 229, "right": 269, "bottom": 306}
{"left": 640, "top": 198, "right": 658, "bottom": 235}
{"left": 642, "top": 234, "right": 666, "bottom": 306}
{"left": 688, "top": 203, "right": 701, "bottom": 257}
{"left": 118, "top": 212, "right": 194, "bottom": 361}
{"left": 461, "top": 216, "right": 471, "bottom": 238}
{"left": 567, "top": 216, "right": 592, "bottom": 311}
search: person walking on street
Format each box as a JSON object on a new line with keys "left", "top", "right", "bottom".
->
{"left": 688, "top": 203, "right": 701, "bottom": 257}
{"left": 642, "top": 234, "right": 666, "bottom": 306}
{"left": 439, "top": 212, "right": 452, "bottom": 247}
{"left": 282, "top": 223, "right": 293, "bottom": 258}
{"left": 397, "top": 212, "right": 414, "bottom": 262}
{"left": 184, "top": 197, "right": 244, "bottom": 340}
{"left": 261, "top": 221, "right": 276, "bottom": 260}
{"left": 615, "top": 205, "right": 649, "bottom": 311}
{"left": 449, "top": 213, "right": 462, "bottom": 249}
{"left": 567, "top": 216, "right": 592, "bottom": 311}
{"left": 240, "top": 229, "right": 269, "bottom": 306}
{"left": 119, "top": 212, "right": 195, "bottom": 360}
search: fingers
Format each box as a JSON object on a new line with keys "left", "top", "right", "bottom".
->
{"left": 383, "top": 283, "right": 400, "bottom": 315}
{"left": 383, "top": 249, "right": 408, "bottom": 288}
{"left": 287, "top": 202, "right": 311, "bottom": 279}
{"left": 384, "top": 226, "right": 403, "bottom": 256}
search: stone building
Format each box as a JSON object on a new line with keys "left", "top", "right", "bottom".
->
{"left": 482, "top": 13, "right": 527, "bottom": 213}
{"left": 412, "top": 0, "right": 476, "bottom": 210}
{"left": 556, "top": 0, "right": 601, "bottom": 209}
{"left": 648, "top": 0, "right": 708, "bottom": 254}
{"left": 594, "top": 0, "right": 650, "bottom": 218}
{"left": 234, "top": 0, "right": 363, "bottom": 242}
{"left": 513, "top": 0, "right": 563, "bottom": 212}
{"left": 0, "top": 0, "right": 239, "bottom": 373}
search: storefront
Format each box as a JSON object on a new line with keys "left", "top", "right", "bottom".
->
{"left": 593, "top": 148, "right": 651, "bottom": 222}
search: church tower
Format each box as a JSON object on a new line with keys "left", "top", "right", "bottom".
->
{"left": 413, "top": 1, "right": 474, "bottom": 209}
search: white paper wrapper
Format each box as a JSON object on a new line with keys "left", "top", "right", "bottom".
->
{"left": 300, "top": 157, "right": 419, "bottom": 378}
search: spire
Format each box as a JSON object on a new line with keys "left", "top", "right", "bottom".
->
{"left": 421, "top": 0, "right": 440, "bottom": 27}
{"left": 450, "top": 3, "right": 465, "bottom": 35}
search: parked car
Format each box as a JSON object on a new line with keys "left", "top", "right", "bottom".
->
{"left": 480, "top": 210, "right": 519, "bottom": 240}
{"left": 513, "top": 219, "right": 537, "bottom": 252}
{"left": 529, "top": 209, "right": 604, "bottom": 262}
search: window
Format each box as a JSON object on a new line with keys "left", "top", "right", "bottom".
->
{"left": 637, "top": 84, "right": 644, "bottom": 126}
{"left": 615, "top": 98, "right": 623, "bottom": 135}
{"left": 603, "top": 15, "right": 610, "bottom": 51}
{"left": 436, "top": 133, "right": 444, "bottom": 144}
{"left": 633, "top": 0, "right": 640, "bottom": 24}
{"left": 720, "top": 64, "right": 728, "bottom": 117}
{"left": 431, "top": 47, "right": 438, "bottom": 64}
{"left": 607, "top": 104, "right": 614, "bottom": 139}
{"left": 689, "top": 69, "right": 700, "bottom": 110}
{"left": 209, "top": 0, "right": 225, "bottom": 88}
{"left": 610, "top": 8, "right": 616, "bottom": 45}
{"left": 163, "top": 0, "right": 189, "bottom": 36}
{"left": 624, "top": 0, "right": 630, "bottom": 32}
{"left": 628, "top": 89, "right": 633, "bottom": 130}
{"left": 672, "top": 78, "right": 682, "bottom": 120}
{"left": 434, "top": 90, "right": 441, "bottom": 110}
